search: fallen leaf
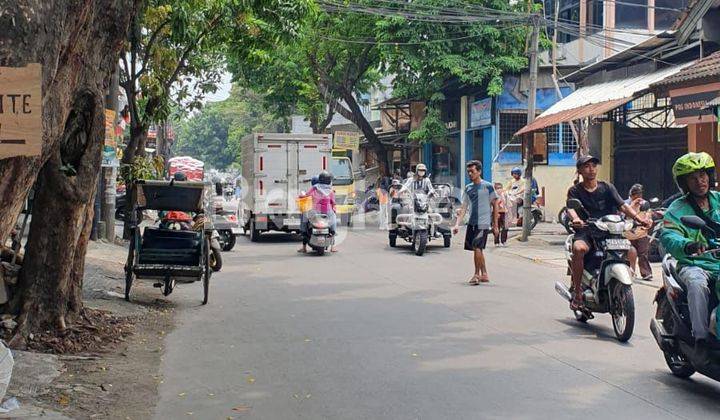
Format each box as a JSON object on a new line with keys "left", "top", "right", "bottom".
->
{"left": 186, "top": 412, "right": 193, "bottom": 416}
{"left": 304, "top": 338, "right": 311, "bottom": 342}
{"left": 58, "top": 394, "right": 70, "bottom": 406}
{"left": 178, "top": 392, "right": 187, "bottom": 397}
{"left": 411, "top": 353, "right": 419, "bottom": 357}
{"left": 208, "top": 393, "right": 215, "bottom": 397}
{"left": 246, "top": 376, "right": 255, "bottom": 384}
{"left": 305, "top": 394, "right": 312, "bottom": 399}
{"left": 232, "top": 404, "right": 251, "bottom": 413}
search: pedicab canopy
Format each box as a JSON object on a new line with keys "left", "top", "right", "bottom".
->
{"left": 168, "top": 156, "right": 204, "bottom": 182}
{"left": 135, "top": 179, "right": 210, "bottom": 214}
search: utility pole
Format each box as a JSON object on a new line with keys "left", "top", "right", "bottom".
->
{"left": 520, "top": 14, "right": 541, "bottom": 242}
{"left": 104, "top": 66, "right": 120, "bottom": 241}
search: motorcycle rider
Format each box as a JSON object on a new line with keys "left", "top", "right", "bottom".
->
{"left": 298, "top": 171, "right": 338, "bottom": 253}
{"left": 660, "top": 152, "right": 720, "bottom": 358}
{"left": 297, "top": 176, "right": 319, "bottom": 253}
{"left": 400, "top": 163, "right": 436, "bottom": 197}
{"left": 567, "top": 155, "right": 651, "bottom": 310}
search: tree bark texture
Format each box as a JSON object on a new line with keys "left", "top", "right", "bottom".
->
{"left": 0, "top": 0, "right": 135, "bottom": 341}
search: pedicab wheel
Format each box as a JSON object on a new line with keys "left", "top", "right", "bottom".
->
{"left": 611, "top": 284, "right": 635, "bottom": 342}
{"left": 443, "top": 234, "right": 451, "bottom": 248}
{"left": 202, "top": 239, "right": 211, "bottom": 305}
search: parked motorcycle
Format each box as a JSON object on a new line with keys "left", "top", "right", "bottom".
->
{"left": 651, "top": 215, "right": 720, "bottom": 380}
{"left": 304, "top": 212, "right": 334, "bottom": 255}
{"left": 554, "top": 198, "right": 638, "bottom": 342}
{"left": 389, "top": 191, "right": 450, "bottom": 256}
{"left": 162, "top": 212, "right": 223, "bottom": 272}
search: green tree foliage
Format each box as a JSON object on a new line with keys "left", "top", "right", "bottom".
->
{"left": 230, "top": 5, "right": 392, "bottom": 170}
{"left": 173, "top": 88, "right": 285, "bottom": 169}
{"left": 376, "top": 0, "right": 531, "bottom": 143}
{"left": 120, "top": 0, "right": 311, "bottom": 164}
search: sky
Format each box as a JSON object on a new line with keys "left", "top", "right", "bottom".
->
{"left": 203, "top": 71, "right": 233, "bottom": 103}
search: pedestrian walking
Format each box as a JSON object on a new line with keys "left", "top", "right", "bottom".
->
{"left": 376, "top": 180, "right": 389, "bottom": 230}
{"left": 626, "top": 183, "right": 653, "bottom": 280}
{"left": 493, "top": 182, "right": 509, "bottom": 247}
{"left": 453, "top": 160, "right": 500, "bottom": 285}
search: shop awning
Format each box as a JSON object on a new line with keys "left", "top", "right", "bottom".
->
{"left": 515, "top": 63, "right": 693, "bottom": 136}
{"left": 707, "top": 95, "right": 720, "bottom": 108}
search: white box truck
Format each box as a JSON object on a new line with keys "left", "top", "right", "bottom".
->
{"left": 240, "top": 133, "right": 333, "bottom": 241}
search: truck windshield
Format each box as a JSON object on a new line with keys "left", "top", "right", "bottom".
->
{"left": 330, "top": 158, "right": 353, "bottom": 186}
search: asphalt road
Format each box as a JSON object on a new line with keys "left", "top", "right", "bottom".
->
{"left": 154, "top": 226, "right": 720, "bottom": 419}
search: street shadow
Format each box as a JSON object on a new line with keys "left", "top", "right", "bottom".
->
{"left": 555, "top": 318, "right": 634, "bottom": 346}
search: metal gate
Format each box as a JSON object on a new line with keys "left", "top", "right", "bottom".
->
{"left": 613, "top": 126, "right": 687, "bottom": 201}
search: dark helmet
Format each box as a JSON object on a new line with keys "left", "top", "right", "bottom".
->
{"left": 318, "top": 170, "right": 332, "bottom": 185}
{"left": 173, "top": 172, "right": 187, "bottom": 181}
{"left": 511, "top": 167, "right": 522, "bottom": 176}
{"left": 311, "top": 176, "right": 319, "bottom": 186}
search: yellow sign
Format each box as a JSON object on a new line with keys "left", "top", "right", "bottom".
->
{"left": 334, "top": 131, "right": 360, "bottom": 150}
{"left": 0, "top": 64, "right": 42, "bottom": 159}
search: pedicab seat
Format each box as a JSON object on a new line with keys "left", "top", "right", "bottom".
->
{"left": 138, "top": 227, "right": 201, "bottom": 265}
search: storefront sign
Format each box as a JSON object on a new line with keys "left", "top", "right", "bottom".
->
{"left": 470, "top": 98, "right": 492, "bottom": 128}
{"left": 0, "top": 64, "right": 42, "bottom": 159}
{"left": 671, "top": 90, "right": 719, "bottom": 125}
{"left": 445, "top": 121, "right": 458, "bottom": 130}
{"left": 334, "top": 131, "right": 360, "bottom": 150}
{"left": 102, "top": 109, "right": 119, "bottom": 167}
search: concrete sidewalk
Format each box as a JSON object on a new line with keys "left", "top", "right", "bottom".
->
{"left": 498, "top": 223, "right": 664, "bottom": 290}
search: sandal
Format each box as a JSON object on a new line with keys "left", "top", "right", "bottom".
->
{"left": 479, "top": 274, "right": 490, "bottom": 283}
{"left": 297, "top": 248, "right": 307, "bottom": 253}
{"left": 468, "top": 275, "right": 480, "bottom": 286}
{"left": 569, "top": 296, "right": 584, "bottom": 311}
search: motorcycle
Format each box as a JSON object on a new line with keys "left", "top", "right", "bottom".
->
{"left": 389, "top": 191, "right": 450, "bottom": 256}
{"left": 554, "top": 198, "right": 639, "bottom": 342}
{"left": 304, "top": 212, "right": 334, "bottom": 256}
{"left": 651, "top": 215, "right": 720, "bottom": 380}
{"left": 558, "top": 206, "right": 573, "bottom": 234}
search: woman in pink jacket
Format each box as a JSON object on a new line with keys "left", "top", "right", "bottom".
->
{"left": 298, "top": 171, "right": 338, "bottom": 253}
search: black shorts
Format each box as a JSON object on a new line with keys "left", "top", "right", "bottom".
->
{"left": 572, "top": 228, "right": 593, "bottom": 247}
{"left": 464, "top": 225, "right": 489, "bottom": 251}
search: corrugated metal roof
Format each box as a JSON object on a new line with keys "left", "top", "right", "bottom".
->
{"left": 515, "top": 99, "right": 630, "bottom": 136}
{"left": 653, "top": 51, "right": 720, "bottom": 87}
{"left": 707, "top": 95, "right": 720, "bottom": 107}
{"left": 515, "top": 63, "right": 692, "bottom": 136}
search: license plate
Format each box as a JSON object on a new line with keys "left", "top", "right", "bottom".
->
{"left": 284, "top": 218, "right": 300, "bottom": 226}
{"left": 606, "top": 238, "right": 631, "bottom": 250}
{"left": 315, "top": 237, "right": 326, "bottom": 244}
{"left": 231, "top": 228, "right": 243, "bottom": 234}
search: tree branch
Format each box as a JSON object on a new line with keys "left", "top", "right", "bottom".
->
{"left": 136, "top": 18, "right": 172, "bottom": 79}
{"left": 162, "top": 14, "right": 221, "bottom": 93}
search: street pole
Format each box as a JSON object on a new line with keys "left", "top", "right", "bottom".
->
{"left": 520, "top": 14, "right": 541, "bottom": 242}
{"left": 104, "top": 66, "right": 120, "bottom": 242}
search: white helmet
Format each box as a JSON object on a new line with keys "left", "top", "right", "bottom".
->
{"left": 416, "top": 164, "right": 427, "bottom": 177}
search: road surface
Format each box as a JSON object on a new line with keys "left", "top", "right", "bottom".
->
{"left": 154, "top": 226, "right": 720, "bottom": 419}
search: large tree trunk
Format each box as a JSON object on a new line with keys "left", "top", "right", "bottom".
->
{"left": 336, "top": 89, "right": 390, "bottom": 175}
{"left": 13, "top": 91, "right": 104, "bottom": 338}
{"left": 0, "top": 0, "right": 135, "bottom": 344}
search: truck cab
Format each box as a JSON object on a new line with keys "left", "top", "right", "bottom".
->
{"left": 330, "top": 150, "right": 356, "bottom": 226}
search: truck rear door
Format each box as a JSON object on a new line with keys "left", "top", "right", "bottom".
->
{"left": 256, "top": 137, "right": 289, "bottom": 214}
{"left": 294, "top": 138, "right": 330, "bottom": 210}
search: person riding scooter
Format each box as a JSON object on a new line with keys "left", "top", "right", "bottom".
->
{"left": 298, "top": 176, "right": 319, "bottom": 253}
{"left": 567, "top": 155, "right": 651, "bottom": 311}
{"left": 298, "top": 171, "right": 338, "bottom": 253}
{"left": 660, "top": 152, "right": 720, "bottom": 360}
{"left": 399, "top": 163, "right": 435, "bottom": 197}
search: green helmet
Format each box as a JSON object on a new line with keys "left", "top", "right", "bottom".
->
{"left": 672, "top": 152, "right": 715, "bottom": 193}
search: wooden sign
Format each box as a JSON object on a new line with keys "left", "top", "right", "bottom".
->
{"left": 0, "top": 64, "right": 42, "bottom": 159}
{"left": 333, "top": 131, "right": 360, "bottom": 150}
